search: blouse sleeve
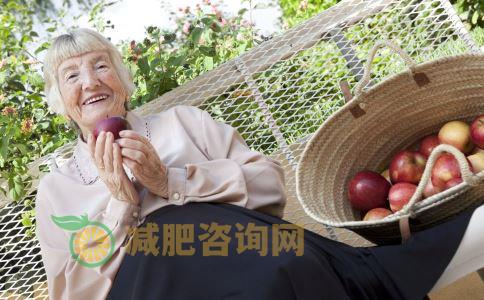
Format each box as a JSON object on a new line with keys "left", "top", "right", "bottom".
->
{"left": 166, "top": 106, "right": 287, "bottom": 218}
{"left": 35, "top": 176, "right": 140, "bottom": 300}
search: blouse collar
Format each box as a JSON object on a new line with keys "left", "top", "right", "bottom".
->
{"left": 73, "top": 111, "right": 147, "bottom": 184}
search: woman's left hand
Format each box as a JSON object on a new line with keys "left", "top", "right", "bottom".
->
{"left": 115, "top": 130, "right": 169, "bottom": 198}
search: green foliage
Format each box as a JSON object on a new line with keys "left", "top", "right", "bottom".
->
{"left": 451, "top": 0, "right": 484, "bottom": 29}
{"left": 278, "top": 0, "right": 340, "bottom": 29}
{"left": 0, "top": 0, "right": 77, "bottom": 205}
{"left": 278, "top": 0, "right": 484, "bottom": 30}
{"left": 124, "top": 2, "right": 255, "bottom": 108}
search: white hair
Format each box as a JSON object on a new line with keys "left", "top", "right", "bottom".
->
{"left": 43, "top": 28, "right": 135, "bottom": 115}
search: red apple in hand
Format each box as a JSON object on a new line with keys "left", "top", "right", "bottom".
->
{"left": 363, "top": 208, "right": 392, "bottom": 221}
{"left": 438, "top": 120, "right": 474, "bottom": 154}
{"left": 348, "top": 171, "right": 391, "bottom": 212}
{"left": 389, "top": 150, "right": 427, "bottom": 184}
{"left": 470, "top": 115, "right": 484, "bottom": 149}
{"left": 93, "top": 116, "right": 130, "bottom": 140}
{"left": 418, "top": 135, "right": 441, "bottom": 158}
{"left": 389, "top": 183, "right": 418, "bottom": 212}
{"left": 431, "top": 153, "right": 462, "bottom": 188}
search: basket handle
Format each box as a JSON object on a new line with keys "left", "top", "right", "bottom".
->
{"left": 396, "top": 144, "right": 482, "bottom": 242}
{"left": 354, "top": 40, "right": 420, "bottom": 96}
{"left": 404, "top": 144, "right": 481, "bottom": 213}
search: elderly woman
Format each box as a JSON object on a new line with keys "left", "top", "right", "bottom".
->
{"left": 36, "top": 28, "right": 484, "bottom": 300}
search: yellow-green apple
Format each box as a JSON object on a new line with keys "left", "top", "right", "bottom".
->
{"left": 348, "top": 171, "right": 391, "bottom": 212}
{"left": 438, "top": 120, "right": 474, "bottom": 154}
{"left": 467, "top": 152, "right": 484, "bottom": 173}
{"left": 389, "top": 150, "right": 427, "bottom": 184}
{"left": 93, "top": 116, "right": 130, "bottom": 140}
{"left": 470, "top": 115, "right": 484, "bottom": 149}
{"left": 389, "top": 182, "right": 418, "bottom": 212}
{"left": 418, "top": 135, "right": 441, "bottom": 158}
{"left": 363, "top": 208, "right": 392, "bottom": 221}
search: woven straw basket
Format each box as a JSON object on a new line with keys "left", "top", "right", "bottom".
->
{"left": 296, "top": 41, "right": 484, "bottom": 245}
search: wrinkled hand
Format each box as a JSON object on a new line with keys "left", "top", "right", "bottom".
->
{"left": 115, "top": 130, "right": 169, "bottom": 198}
{"left": 88, "top": 131, "right": 140, "bottom": 205}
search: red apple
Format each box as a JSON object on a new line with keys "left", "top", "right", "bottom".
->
{"left": 423, "top": 179, "right": 444, "bottom": 199}
{"left": 347, "top": 171, "right": 391, "bottom": 212}
{"left": 438, "top": 120, "right": 474, "bottom": 154}
{"left": 470, "top": 115, "right": 484, "bottom": 149}
{"left": 418, "top": 135, "right": 441, "bottom": 158}
{"left": 93, "top": 116, "right": 130, "bottom": 140}
{"left": 445, "top": 177, "right": 463, "bottom": 189}
{"left": 467, "top": 152, "right": 484, "bottom": 173}
{"left": 389, "top": 182, "right": 418, "bottom": 212}
{"left": 363, "top": 208, "right": 392, "bottom": 221}
{"left": 431, "top": 153, "right": 462, "bottom": 188}
{"left": 389, "top": 150, "right": 427, "bottom": 184}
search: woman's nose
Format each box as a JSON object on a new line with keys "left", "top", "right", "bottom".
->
{"left": 81, "top": 70, "right": 101, "bottom": 90}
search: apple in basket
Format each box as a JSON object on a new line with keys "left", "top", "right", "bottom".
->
{"left": 446, "top": 178, "right": 463, "bottom": 189}
{"left": 388, "top": 182, "right": 418, "bottom": 212}
{"left": 431, "top": 153, "right": 463, "bottom": 189}
{"left": 470, "top": 115, "right": 484, "bottom": 149}
{"left": 467, "top": 152, "right": 484, "bottom": 173}
{"left": 423, "top": 179, "right": 444, "bottom": 199}
{"left": 418, "top": 135, "right": 441, "bottom": 158}
{"left": 438, "top": 120, "right": 474, "bottom": 154}
{"left": 363, "top": 208, "right": 392, "bottom": 221}
{"left": 93, "top": 116, "right": 130, "bottom": 140}
{"left": 471, "top": 147, "right": 484, "bottom": 155}
{"left": 347, "top": 171, "right": 391, "bottom": 212}
{"left": 389, "top": 150, "right": 427, "bottom": 184}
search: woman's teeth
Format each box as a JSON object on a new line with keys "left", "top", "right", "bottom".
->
{"left": 84, "top": 95, "right": 108, "bottom": 105}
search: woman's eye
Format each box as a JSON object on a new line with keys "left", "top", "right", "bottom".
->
{"left": 97, "top": 64, "right": 107, "bottom": 69}
{"left": 67, "top": 74, "right": 78, "bottom": 80}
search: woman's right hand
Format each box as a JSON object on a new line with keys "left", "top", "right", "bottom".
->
{"left": 88, "top": 131, "right": 140, "bottom": 206}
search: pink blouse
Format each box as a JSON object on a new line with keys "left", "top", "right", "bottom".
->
{"left": 35, "top": 105, "right": 287, "bottom": 300}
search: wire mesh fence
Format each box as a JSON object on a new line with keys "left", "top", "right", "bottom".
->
{"left": 0, "top": 0, "right": 479, "bottom": 298}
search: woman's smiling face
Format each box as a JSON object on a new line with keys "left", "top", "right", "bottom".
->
{"left": 57, "top": 50, "right": 127, "bottom": 139}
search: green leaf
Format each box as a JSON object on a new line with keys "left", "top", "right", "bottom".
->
{"left": 472, "top": 10, "right": 479, "bottom": 24}
{"left": 238, "top": 8, "right": 248, "bottom": 16}
{"left": 199, "top": 46, "right": 216, "bottom": 57}
{"left": 167, "top": 55, "right": 185, "bottom": 67}
{"left": 201, "top": 17, "right": 214, "bottom": 26}
{"left": 190, "top": 27, "right": 204, "bottom": 44}
{"left": 51, "top": 214, "right": 89, "bottom": 231}
{"left": 21, "top": 212, "right": 32, "bottom": 227}
{"left": 34, "top": 42, "right": 50, "bottom": 55}
{"left": 0, "top": 133, "right": 10, "bottom": 161}
{"left": 138, "top": 57, "right": 150, "bottom": 76}
{"left": 204, "top": 56, "right": 214, "bottom": 70}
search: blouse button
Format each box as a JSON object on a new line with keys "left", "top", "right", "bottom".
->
{"left": 173, "top": 192, "right": 180, "bottom": 201}
{"left": 132, "top": 211, "right": 139, "bottom": 218}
